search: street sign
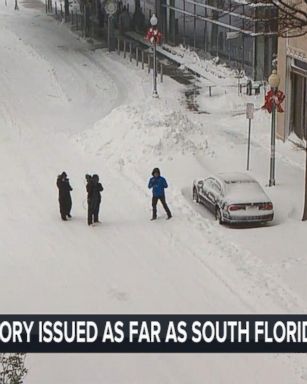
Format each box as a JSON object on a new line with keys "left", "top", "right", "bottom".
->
{"left": 105, "top": 0, "right": 117, "bottom": 15}
{"left": 246, "top": 103, "right": 254, "bottom": 171}
{"left": 246, "top": 103, "right": 254, "bottom": 120}
{"left": 226, "top": 31, "right": 241, "bottom": 40}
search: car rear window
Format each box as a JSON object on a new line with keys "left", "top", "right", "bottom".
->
{"left": 225, "top": 180, "right": 263, "bottom": 196}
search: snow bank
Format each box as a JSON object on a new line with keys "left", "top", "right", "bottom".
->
{"left": 75, "top": 104, "right": 212, "bottom": 165}
{"left": 197, "top": 83, "right": 266, "bottom": 115}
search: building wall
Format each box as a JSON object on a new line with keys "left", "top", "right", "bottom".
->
{"left": 277, "top": 37, "right": 287, "bottom": 140}
{"left": 277, "top": 31, "right": 307, "bottom": 141}
{"left": 161, "top": 0, "right": 277, "bottom": 80}
{"left": 122, "top": 0, "right": 277, "bottom": 80}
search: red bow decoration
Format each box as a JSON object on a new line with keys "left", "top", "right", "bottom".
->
{"left": 145, "top": 27, "right": 162, "bottom": 44}
{"left": 262, "top": 90, "right": 285, "bottom": 113}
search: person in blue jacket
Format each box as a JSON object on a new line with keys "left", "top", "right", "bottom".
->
{"left": 148, "top": 168, "right": 172, "bottom": 220}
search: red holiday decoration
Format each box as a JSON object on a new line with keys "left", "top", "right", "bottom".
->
{"left": 262, "top": 89, "right": 285, "bottom": 113}
{"left": 145, "top": 27, "right": 162, "bottom": 44}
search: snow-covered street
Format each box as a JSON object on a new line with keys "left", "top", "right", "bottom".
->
{"left": 1, "top": 0, "right": 307, "bottom": 382}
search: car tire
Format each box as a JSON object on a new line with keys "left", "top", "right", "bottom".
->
{"left": 215, "top": 207, "right": 223, "bottom": 224}
{"left": 193, "top": 188, "right": 199, "bottom": 203}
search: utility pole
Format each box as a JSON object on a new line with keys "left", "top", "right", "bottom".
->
{"left": 146, "top": 14, "right": 161, "bottom": 98}
{"left": 64, "top": 0, "right": 69, "bottom": 22}
{"left": 268, "top": 70, "right": 281, "bottom": 187}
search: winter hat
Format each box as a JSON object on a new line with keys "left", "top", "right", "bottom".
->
{"left": 61, "top": 172, "right": 67, "bottom": 178}
{"left": 92, "top": 174, "right": 99, "bottom": 182}
{"left": 152, "top": 168, "right": 160, "bottom": 176}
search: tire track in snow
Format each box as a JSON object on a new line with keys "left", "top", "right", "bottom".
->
{"left": 77, "top": 99, "right": 306, "bottom": 314}
{"left": 0, "top": 24, "right": 70, "bottom": 103}
{"left": 103, "top": 164, "right": 260, "bottom": 312}
{"left": 103, "top": 160, "right": 307, "bottom": 316}
{"left": 178, "top": 185, "right": 307, "bottom": 313}
{"left": 80, "top": 52, "right": 135, "bottom": 111}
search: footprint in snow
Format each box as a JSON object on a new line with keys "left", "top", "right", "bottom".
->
{"left": 108, "top": 288, "right": 129, "bottom": 302}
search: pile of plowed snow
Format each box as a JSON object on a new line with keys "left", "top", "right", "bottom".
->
{"left": 75, "top": 104, "right": 214, "bottom": 164}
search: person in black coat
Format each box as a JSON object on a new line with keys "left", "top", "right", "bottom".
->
{"left": 86, "top": 174, "right": 104, "bottom": 226}
{"left": 56, "top": 172, "right": 73, "bottom": 221}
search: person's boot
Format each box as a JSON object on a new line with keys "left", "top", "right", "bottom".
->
{"left": 166, "top": 214, "right": 172, "bottom": 220}
{"left": 151, "top": 216, "right": 157, "bottom": 221}
{"left": 67, "top": 214, "right": 72, "bottom": 218}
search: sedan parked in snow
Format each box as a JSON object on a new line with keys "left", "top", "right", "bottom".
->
{"left": 193, "top": 172, "right": 274, "bottom": 224}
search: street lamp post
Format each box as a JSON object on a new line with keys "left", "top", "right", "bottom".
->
{"left": 268, "top": 69, "right": 280, "bottom": 187}
{"left": 150, "top": 14, "right": 158, "bottom": 98}
{"left": 64, "top": 0, "right": 69, "bottom": 22}
{"left": 105, "top": 0, "right": 117, "bottom": 52}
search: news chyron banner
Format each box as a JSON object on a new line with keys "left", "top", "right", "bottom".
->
{"left": 2, "top": 315, "right": 307, "bottom": 353}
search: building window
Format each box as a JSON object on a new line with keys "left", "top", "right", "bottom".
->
{"left": 290, "top": 71, "right": 307, "bottom": 140}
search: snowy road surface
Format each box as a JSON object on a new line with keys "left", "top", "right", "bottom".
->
{"left": 0, "top": 1, "right": 307, "bottom": 383}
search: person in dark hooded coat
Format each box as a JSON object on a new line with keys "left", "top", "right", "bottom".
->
{"left": 148, "top": 168, "right": 172, "bottom": 220}
{"left": 56, "top": 172, "right": 73, "bottom": 221}
{"left": 86, "top": 174, "right": 104, "bottom": 226}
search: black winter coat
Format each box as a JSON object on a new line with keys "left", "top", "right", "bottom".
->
{"left": 57, "top": 177, "right": 73, "bottom": 201}
{"left": 86, "top": 181, "right": 103, "bottom": 209}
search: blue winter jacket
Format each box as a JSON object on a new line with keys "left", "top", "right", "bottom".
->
{"left": 148, "top": 176, "right": 168, "bottom": 197}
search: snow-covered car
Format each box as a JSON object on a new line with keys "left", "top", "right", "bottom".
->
{"left": 193, "top": 172, "right": 274, "bottom": 225}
